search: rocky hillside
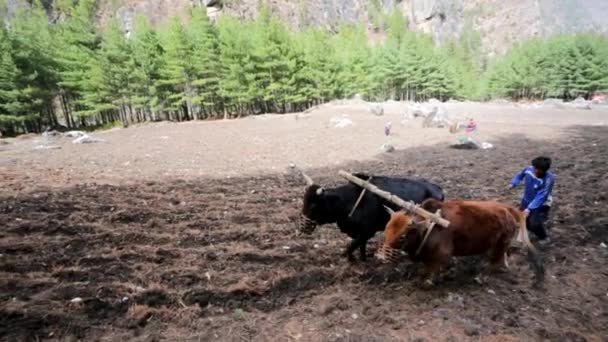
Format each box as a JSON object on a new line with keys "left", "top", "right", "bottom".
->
{"left": 9, "top": 0, "right": 608, "bottom": 54}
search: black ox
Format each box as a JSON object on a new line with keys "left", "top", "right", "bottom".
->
{"left": 296, "top": 170, "right": 445, "bottom": 261}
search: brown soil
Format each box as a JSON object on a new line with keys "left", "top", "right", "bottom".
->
{"left": 1, "top": 121, "right": 607, "bottom": 340}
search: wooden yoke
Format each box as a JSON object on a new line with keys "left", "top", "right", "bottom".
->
{"left": 338, "top": 170, "right": 450, "bottom": 228}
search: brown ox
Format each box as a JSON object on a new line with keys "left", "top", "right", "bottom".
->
{"left": 376, "top": 198, "right": 544, "bottom": 287}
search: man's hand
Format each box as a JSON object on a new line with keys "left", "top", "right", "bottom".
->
{"left": 523, "top": 209, "right": 530, "bottom": 217}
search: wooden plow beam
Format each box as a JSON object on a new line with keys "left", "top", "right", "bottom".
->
{"left": 338, "top": 170, "right": 450, "bottom": 228}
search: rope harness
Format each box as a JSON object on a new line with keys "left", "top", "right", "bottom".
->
{"left": 348, "top": 176, "right": 372, "bottom": 218}
{"left": 415, "top": 209, "right": 441, "bottom": 256}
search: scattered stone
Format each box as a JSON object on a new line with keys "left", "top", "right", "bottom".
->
{"left": 487, "top": 289, "right": 496, "bottom": 295}
{"left": 42, "top": 130, "right": 61, "bottom": 138}
{"left": 370, "top": 104, "right": 384, "bottom": 116}
{"left": 33, "top": 145, "right": 61, "bottom": 150}
{"left": 570, "top": 96, "right": 592, "bottom": 110}
{"left": 542, "top": 98, "right": 565, "bottom": 109}
{"left": 72, "top": 134, "right": 106, "bottom": 144}
{"left": 70, "top": 297, "right": 83, "bottom": 304}
{"left": 463, "top": 322, "right": 481, "bottom": 336}
{"left": 351, "top": 313, "right": 359, "bottom": 320}
{"left": 600, "top": 242, "right": 607, "bottom": 248}
{"left": 328, "top": 115, "right": 353, "bottom": 128}
{"left": 380, "top": 143, "right": 395, "bottom": 153}
{"left": 202, "top": 0, "right": 220, "bottom": 7}
{"left": 422, "top": 106, "right": 451, "bottom": 128}
{"left": 64, "top": 131, "right": 86, "bottom": 138}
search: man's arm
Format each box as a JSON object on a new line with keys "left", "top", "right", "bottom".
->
{"left": 527, "top": 177, "right": 554, "bottom": 210}
{"left": 510, "top": 167, "right": 528, "bottom": 188}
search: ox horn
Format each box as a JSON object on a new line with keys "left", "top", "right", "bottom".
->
{"left": 291, "top": 163, "right": 315, "bottom": 186}
{"left": 383, "top": 205, "right": 395, "bottom": 215}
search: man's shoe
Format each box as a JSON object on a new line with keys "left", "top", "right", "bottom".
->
{"left": 537, "top": 237, "right": 551, "bottom": 247}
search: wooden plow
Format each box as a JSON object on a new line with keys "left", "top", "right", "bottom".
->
{"left": 338, "top": 170, "right": 450, "bottom": 228}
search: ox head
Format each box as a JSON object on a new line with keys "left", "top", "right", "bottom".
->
{"left": 376, "top": 208, "right": 424, "bottom": 263}
{"left": 294, "top": 166, "right": 335, "bottom": 235}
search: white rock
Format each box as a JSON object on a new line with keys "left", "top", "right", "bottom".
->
{"left": 72, "top": 134, "right": 106, "bottom": 144}
{"left": 64, "top": 131, "right": 86, "bottom": 138}
{"left": 351, "top": 313, "right": 359, "bottom": 320}
{"left": 328, "top": 115, "right": 353, "bottom": 128}
{"left": 600, "top": 242, "right": 607, "bottom": 248}
{"left": 369, "top": 104, "right": 384, "bottom": 116}
{"left": 282, "top": 246, "right": 291, "bottom": 250}
{"left": 487, "top": 289, "right": 496, "bottom": 295}
{"left": 380, "top": 143, "right": 395, "bottom": 153}
{"left": 33, "top": 145, "right": 61, "bottom": 150}
{"left": 70, "top": 297, "right": 83, "bottom": 304}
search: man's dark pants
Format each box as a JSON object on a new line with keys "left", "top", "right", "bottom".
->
{"left": 524, "top": 205, "right": 551, "bottom": 240}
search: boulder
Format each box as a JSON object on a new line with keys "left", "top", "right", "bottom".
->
{"left": 422, "top": 106, "right": 450, "bottom": 128}
{"left": 64, "top": 131, "right": 87, "bottom": 138}
{"left": 328, "top": 115, "right": 353, "bottom": 128}
{"left": 380, "top": 143, "right": 395, "bottom": 153}
{"left": 542, "top": 98, "right": 565, "bottom": 109}
{"left": 42, "top": 130, "right": 61, "bottom": 138}
{"left": 570, "top": 96, "right": 591, "bottom": 110}
{"left": 202, "top": 0, "right": 220, "bottom": 6}
{"left": 370, "top": 104, "right": 384, "bottom": 116}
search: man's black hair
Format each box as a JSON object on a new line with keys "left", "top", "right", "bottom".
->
{"left": 532, "top": 156, "right": 551, "bottom": 173}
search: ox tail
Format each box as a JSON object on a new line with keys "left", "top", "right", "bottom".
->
{"left": 516, "top": 212, "right": 545, "bottom": 287}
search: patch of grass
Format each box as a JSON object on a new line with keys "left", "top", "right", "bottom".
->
{"left": 233, "top": 308, "right": 246, "bottom": 320}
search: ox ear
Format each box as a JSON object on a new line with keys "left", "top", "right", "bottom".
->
{"left": 383, "top": 205, "right": 395, "bottom": 215}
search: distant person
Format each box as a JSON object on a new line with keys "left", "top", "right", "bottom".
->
{"left": 465, "top": 118, "right": 477, "bottom": 133}
{"left": 509, "top": 156, "right": 554, "bottom": 245}
{"left": 384, "top": 122, "right": 392, "bottom": 136}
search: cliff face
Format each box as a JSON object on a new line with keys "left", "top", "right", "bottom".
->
{"left": 8, "top": 0, "right": 608, "bottom": 55}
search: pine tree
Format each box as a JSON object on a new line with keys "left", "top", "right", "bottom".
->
{"left": 217, "top": 15, "right": 254, "bottom": 116}
{"left": 131, "top": 15, "right": 164, "bottom": 121}
{"left": 86, "top": 18, "right": 134, "bottom": 127}
{"left": 54, "top": 0, "right": 99, "bottom": 127}
{"left": 8, "top": 0, "right": 60, "bottom": 130}
{"left": 0, "top": 28, "right": 28, "bottom": 134}
{"left": 251, "top": 5, "right": 294, "bottom": 113}
{"left": 158, "top": 16, "right": 198, "bottom": 120}
{"left": 187, "top": 7, "right": 221, "bottom": 118}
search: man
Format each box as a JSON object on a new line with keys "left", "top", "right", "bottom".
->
{"left": 510, "top": 156, "right": 554, "bottom": 245}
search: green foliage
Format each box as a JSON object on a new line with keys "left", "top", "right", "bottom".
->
{"left": 131, "top": 15, "right": 164, "bottom": 119}
{"left": 483, "top": 33, "right": 608, "bottom": 100}
{"left": 2, "top": 0, "right": 608, "bottom": 135}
